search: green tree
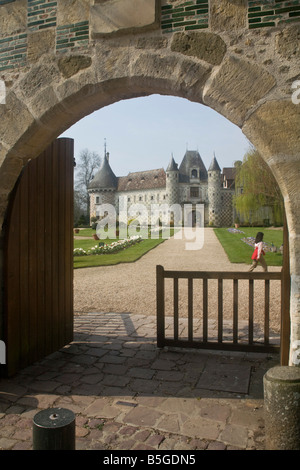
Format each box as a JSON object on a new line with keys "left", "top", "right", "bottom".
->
{"left": 234, "top": 147, "right": 284, "bottom": 226}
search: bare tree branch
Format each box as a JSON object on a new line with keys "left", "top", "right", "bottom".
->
{"left": 74, "top": 149, "right": 101, "bottom": 215}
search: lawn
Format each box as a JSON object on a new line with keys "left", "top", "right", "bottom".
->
{"left": 73, "top": 228, "right": 171, "bottom": 268}
{"left": 214, "top": 226, "right": 283, "bottom": 266}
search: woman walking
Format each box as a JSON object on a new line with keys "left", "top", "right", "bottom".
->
{"left": 248, "top": 232, "right": 268, "bottom": 272}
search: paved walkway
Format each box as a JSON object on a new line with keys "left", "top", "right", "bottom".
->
{"left": 0, "top": 228, "right": 281, "bottom": 451}
{"left": 0, "top": 311, "right": 279, "bottom": 451}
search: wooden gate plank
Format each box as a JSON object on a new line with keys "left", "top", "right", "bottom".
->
{"left": 233, "top": 279, "right": 238, "bottom": 344}
{"left": 28, "top": 157, "right": 38, "bottom": 365}
{"left": 36, "top": 151, "right": 46, "bottom": 360}
{"left": 5, "top": 177, "right": 21, "bottom": 375}
{"left": 173, "top": 277, "right": 178, "bottom": 341}
{"left": 3, "top": 138, "right": 74, "bottom": 377}
{"left": 63, "top": 138, "right": 74, "bottom": 345}
{"left": 19, "top": 165, "right": 30, "bottom": 369}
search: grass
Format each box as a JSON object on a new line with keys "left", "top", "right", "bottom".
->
{"left": 73, "top": 228, "right": 171, "bottom": 268}
{"left": 213, "top": 226, "right": 283, "bottom": 266}
{"left": 74, "top": 226, "right": 284, "bottom": 268}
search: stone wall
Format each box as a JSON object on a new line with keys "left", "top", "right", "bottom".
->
{"left": 220, "top": 189, "right": 234, "bottom": 227}
{"left": 1, "top": 1, "right": 300, "bottom": 73}
{"left": 0, "top": 0, "right": 299, "bottom": 364}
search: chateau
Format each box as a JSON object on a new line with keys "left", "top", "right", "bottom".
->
{"left": 88, "top": 149, "right": 236, "bottom": 228}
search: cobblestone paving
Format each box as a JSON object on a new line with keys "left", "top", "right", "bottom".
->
{"left": 0, "top": 312, "right": 279, "bottom": 451}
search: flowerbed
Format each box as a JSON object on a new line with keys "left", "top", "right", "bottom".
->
{"left": 227, "top": 228, "right": 245, "bottom": 234}
{"left": 227, "top": 228, "right": 279, "bottom": 252}
{"left": 241, "top": 236, "right": 276, "bottom": 253}
{"left": 73, "top": 236, "right": 142, "bottom": 256}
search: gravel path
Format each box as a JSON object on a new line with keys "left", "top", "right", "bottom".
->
{"left": 74, "top": 228, "right": 282, "bottom": 333}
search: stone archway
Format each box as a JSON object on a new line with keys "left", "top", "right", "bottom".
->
{"left": 0, "top": 0, "right": 299, "bottom": 366}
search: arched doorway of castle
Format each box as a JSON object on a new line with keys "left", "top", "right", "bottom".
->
{"left": 0, "top": 0, "right": 299, "bottom": 375}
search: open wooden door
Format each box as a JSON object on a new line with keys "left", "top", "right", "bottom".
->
{"left": 3, "top": 138, "right": 74, "bottom": 377}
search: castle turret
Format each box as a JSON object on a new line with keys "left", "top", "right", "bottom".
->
{"left": 166, "top": 155, "right": 179, "bottom": 206}
{"left": 208, "top": 154, "right": 222, "bottom": 226}
{"left": 88, "top": 152, "right": 118, "bottom": 222}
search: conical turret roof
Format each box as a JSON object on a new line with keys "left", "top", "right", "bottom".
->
{"left": 208, "top": 154, "right": 221, "bottom": 172}
{"left": 166, "top": 155, "right": 178, "bottom": 171}
{"left": 88, "top": 155, "right": 117, "bottom": 190}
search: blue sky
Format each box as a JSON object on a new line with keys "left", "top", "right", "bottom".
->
{"left": 60, "top": 94, "right": 250, "bottom": 177}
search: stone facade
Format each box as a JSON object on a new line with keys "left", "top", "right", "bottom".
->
{"left": 88, "top": 151, "right": 234, "bottom": 227}
{"left": 0, "top": 0, "right": 299, "bottom": 365}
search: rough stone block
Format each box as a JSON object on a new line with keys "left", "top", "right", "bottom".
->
{"left": 210, "top": 0, "right": 247, "bottom": 31}
{"left": 171, "top": 32, "right": 226, "bottom": 66}
{"left": 0, "top": 0, "right": 27, "bottom": 38}
{"left": 203, "top": 56, "right": 276, "bottom": 126}
{"left": 0, "top": 92, "right": 34, "bottom": 148}
{"left": 90, "top": 0, "right": 160, "bottom": 38}
{"left": 27, "top": 30, "right": 56, "bottom": 63}
{"left": 58, "top": 55, "right": 92, "bottom": 79}
{"left": 275, "top": 26, "right": 300, "bottom": 60}
{"left": 57, "top": 0, "right": 90, "bottom": 26}
{"left": 242, "top": 100, "right": 300, "bottom": 157}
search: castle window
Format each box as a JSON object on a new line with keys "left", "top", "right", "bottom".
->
{"left": 128, "top": 197, "right": 131, "bottom": 202}
{"left": 95, "top": 196, "right": 100, "bottom": 204}
{"left": 190, "top": 187, "right": 199, "bottom": 198}
{"left": 139, "top": 196, "right": 143, "bottom": 201}
{"left": 191, "top": 169, "right": 198, "bottom": 178}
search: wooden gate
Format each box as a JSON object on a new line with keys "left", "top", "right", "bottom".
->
{"left": 3, "top": 138, "right": 74, "bottom": 377}
{"left": 156, "top": 221, "right": 290, "bottom": 362}
{"left": 157, "top": 266, "right": 282, "bottom": 354}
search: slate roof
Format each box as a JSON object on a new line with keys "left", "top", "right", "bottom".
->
{"left": 117, "top": 168, "right": 166, "bottom": 192}
{"left": 179, "top": 150, "right": 208, "bottom": 182}
{"left": 166, "top": 155, "right": 178, "bottom": 171}
{"left": 88, "top": 156, "right": 118, "bottom": 190}
{"left": 88, "top": 151, "right": 235, "bottom": 194}
{"left": 208, "top": 154, "right": 221, "bottom": 172}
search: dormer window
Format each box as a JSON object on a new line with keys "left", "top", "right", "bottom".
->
{"left": 191, "top": 169, "right": 198, "bottom": 178}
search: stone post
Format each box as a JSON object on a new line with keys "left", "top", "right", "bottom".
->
{"left": 263, "top": 366, "right": 300, "bottom": 450}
